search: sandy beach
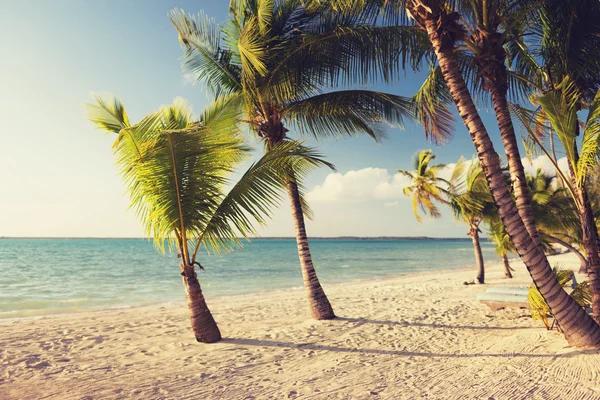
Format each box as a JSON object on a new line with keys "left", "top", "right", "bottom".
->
{"left": 2, "top": 253, "right": 600, "bottom": 400}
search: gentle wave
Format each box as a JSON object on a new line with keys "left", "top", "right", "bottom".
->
{"left": 0, "top": 238, "right": 496, "bottom": 319}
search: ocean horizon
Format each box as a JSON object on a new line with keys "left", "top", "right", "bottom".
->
{"left": 0, "top": 238, "right": 495, "bottom": 319}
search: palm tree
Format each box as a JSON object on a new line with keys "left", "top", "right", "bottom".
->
{"left": 86, "top": 93, "right": 330, "bottom": 342}
{"left": 449, "top": 160, "right": 495, "bottom": 284}
{"left": 169, "top": 1, "right": 452, "bottom": 320}
{"left": 487, "top": 220, "right": 515, "bottom": 278}
{"left": 401, "top": 153, "right": 492, "bottom": 283}
{"left": 399, "top": 150, "right": 449, "bottom": 222}
{"left": 358, "top": 0, "right": 600, "bottom": 346}
{"left": 533, "top": 79, "right": 600, "bottom": 321}
{"left": 500, "top": 0, "right": 600, "bottom": 319}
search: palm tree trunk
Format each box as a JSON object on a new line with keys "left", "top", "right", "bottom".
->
{"left": 502, "top": 254, "right": 513, "bottom": 279}
{"left": 541, "top": 233, "right": 588, "bottom": 273}
{"left": 574, "top": 185, "right": 600, "bottom": 321}
{"left": 469, "top": 226, "right": 485, "bottom": 284}
{"left": 286, "top": 180, "right": 335, "bottom": 319}
{"left": 489, "top": 85, "right": 543, "bottom": 250}
{"left": 181, "top": 264, "right": 221, "bottom": 343}
{"left": 566, "top": 146, "right": 600, "bottom": 319}
{"left": 421, "top": 14, "right": 600, "bottom": 346}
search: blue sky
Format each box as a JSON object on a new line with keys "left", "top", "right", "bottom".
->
{"left": 0, "top": 1, "right": 541, "bottom": 238}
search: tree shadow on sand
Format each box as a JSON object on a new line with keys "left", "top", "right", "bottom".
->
{"left": 221, "top": 337, "right": 599, "bottom": 359}
{"left": 334, "top": 316, "right": 536, "bottom": 331}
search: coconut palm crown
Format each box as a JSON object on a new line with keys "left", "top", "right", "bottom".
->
{"left": 398, "top": 149, "right": 449, "bottom": 222}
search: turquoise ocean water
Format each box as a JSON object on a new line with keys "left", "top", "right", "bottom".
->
{"left": 0, "top": 238, "right": 495, "bottom": 319}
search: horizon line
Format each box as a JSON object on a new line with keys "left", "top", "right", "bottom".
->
{"left": 0, "top": 236, "right": 473, "bottom": 240}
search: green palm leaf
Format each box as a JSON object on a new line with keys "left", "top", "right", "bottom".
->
{"left": 169, "top": 9, "right": 242, "bottom": 97}
{"left": 283, "top": 90, "right": 419, "bottom": 142}
{"left": 85, "top": 92, "right": 130, "bottom": 133}
{"left": 196, "top": 139, "right": 335, "bottom": 256}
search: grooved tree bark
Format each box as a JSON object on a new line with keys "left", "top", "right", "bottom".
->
{"left": 574, "top": 185, "right": 600, "bottom": 322}
{"left": 287, "top": 180, "right": 335, "bottom": 319}
{"left": 182, "top": 264, "right": 221, "bottom": 343}
{"left": 489, "top": 86, "right": 543, "bottom": 251}
{"left": 410, "top": 2, "right": 600, "bottom": 346}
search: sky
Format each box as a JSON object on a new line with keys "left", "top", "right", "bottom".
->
{"left": 0, "top": 1, "right": 559, "bottom": 238}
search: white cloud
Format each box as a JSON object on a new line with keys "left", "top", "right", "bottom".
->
{"left": 521, "top": 155, "right": 569, "bottom": 178}
{"left": 307, "top": 167, "right": 411, "bottom": 203}
{"left": 307, "top": 155, "right": 569, "bottom": 206}
{"left": 306, "top": 162, "right": 477, "bottom": 204}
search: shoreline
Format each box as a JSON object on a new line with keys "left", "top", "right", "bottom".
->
{"left": 0, "top": 259, "right": 486, "bottom": 323}
{"left": 3, "top": 252, "right": 599, "bottom": 399}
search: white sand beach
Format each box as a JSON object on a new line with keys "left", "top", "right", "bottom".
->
{"left": 2, "top": 253, "right": 600, "bottom": 400}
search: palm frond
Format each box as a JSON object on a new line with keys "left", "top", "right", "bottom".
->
{"left": 196, "top": 139, "right": 332, "bottom": 256}
{"left": 412, "top": 64, "right": 454, "bottom": 144}
{"left": 283, "top": 90, "right": 415, "bottom": 142}
{"left": 265, "top": 24, "right": 430, "bottom": 104}
{"left": 578, "top": 88, "right": 600, "bottom": 185}
{"left": 257, "top": 0, "right": 274, "bottom": 33}
{"left": 237, "top": 16, "right": 268, "bottom": 77}
{"left": 86, "top": 92, "right": 130, "bottom": 134}
{"left": 169, "top": 9, "right": 242, "bottom": 97}
{"left": 535, "top": 78, "right": 580, "bottom": 176}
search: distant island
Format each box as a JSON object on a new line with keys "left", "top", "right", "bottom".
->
{"left": 0, "top": 236, "right": 480, "bottom": 241}
{"left": 251, "top": 236, "right": 477, "bottom": 241}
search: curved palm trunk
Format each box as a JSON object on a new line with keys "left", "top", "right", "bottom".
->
{"left": 182, "top": 264, "right": 221, "bottom": 343}
{"left": 287, "top": 180, "right": 335, "bottom": 319}
{"left": 502, "top": 254, "right": 514, "bottom": 279}
{"left": 574, "top": 185, "right": 600, "bottom": 321}
{"left": 469, "top": 226, "right": 485, "bottom": 283}
{"left": 489, "top": 86, "right": 543, "bottom": 250}
{"left": 420, "top": 13, "right": 600, "bottom": 346}
{"left": 542, "top": 233, "right": 588, "bottom": 273}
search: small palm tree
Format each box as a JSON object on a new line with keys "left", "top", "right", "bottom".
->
{"left": 486, "top": 220, "right": 515, "bottom": 279}
{"left": 399, "top": 150, "right": 449, "bottom": 222}
{"left": 169, "top": 2, "right": 452, "bottom": 320}
{"left": 533, "top": 78, "right": 600, "bottom": 320}
{"left": 86, "top": 93, "right": 329, "bottom": 343}
{"left": 450, "top": 159, "right": 494, "bottom": 284}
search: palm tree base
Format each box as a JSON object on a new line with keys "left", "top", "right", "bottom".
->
{"left": 183, "top": 267, "right": 222, "bottom": 344}
{"left": 194, "top": 324, "right": 222, "bottom": 344}
{"left": 308, "top": 291, "right": 335, "bottom": 320}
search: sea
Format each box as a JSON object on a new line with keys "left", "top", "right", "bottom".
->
{"left": 0, "top": 238, "right": 496, "bottom": 319}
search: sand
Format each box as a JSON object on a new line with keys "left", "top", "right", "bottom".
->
{"left": 2, "top": 252, "right": 600, "bottom": 400}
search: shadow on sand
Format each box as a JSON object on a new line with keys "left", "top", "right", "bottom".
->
{"left": 220, "top": 317, "right": 600, "bottom": 359}
{"left": 221, "top": 337, "right": 598, "bottom": 359}
{"left": 334, "top": 316, "right": 534, "bottom": 331}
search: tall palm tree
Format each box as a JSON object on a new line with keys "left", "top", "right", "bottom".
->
{"left": 86, "top": 93, "right": 330, "bottom": 342}
{"left": 398, "top": 150, "right": 449, "bottom": 222}
{"left": 449, "top": 160, "right": 495, "bottom": 283}
{"left": 169, "top": 1, "right": 452, "bottom": 320}
{"left": 455, "top": 0, "right": 545, "bottom": 251}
